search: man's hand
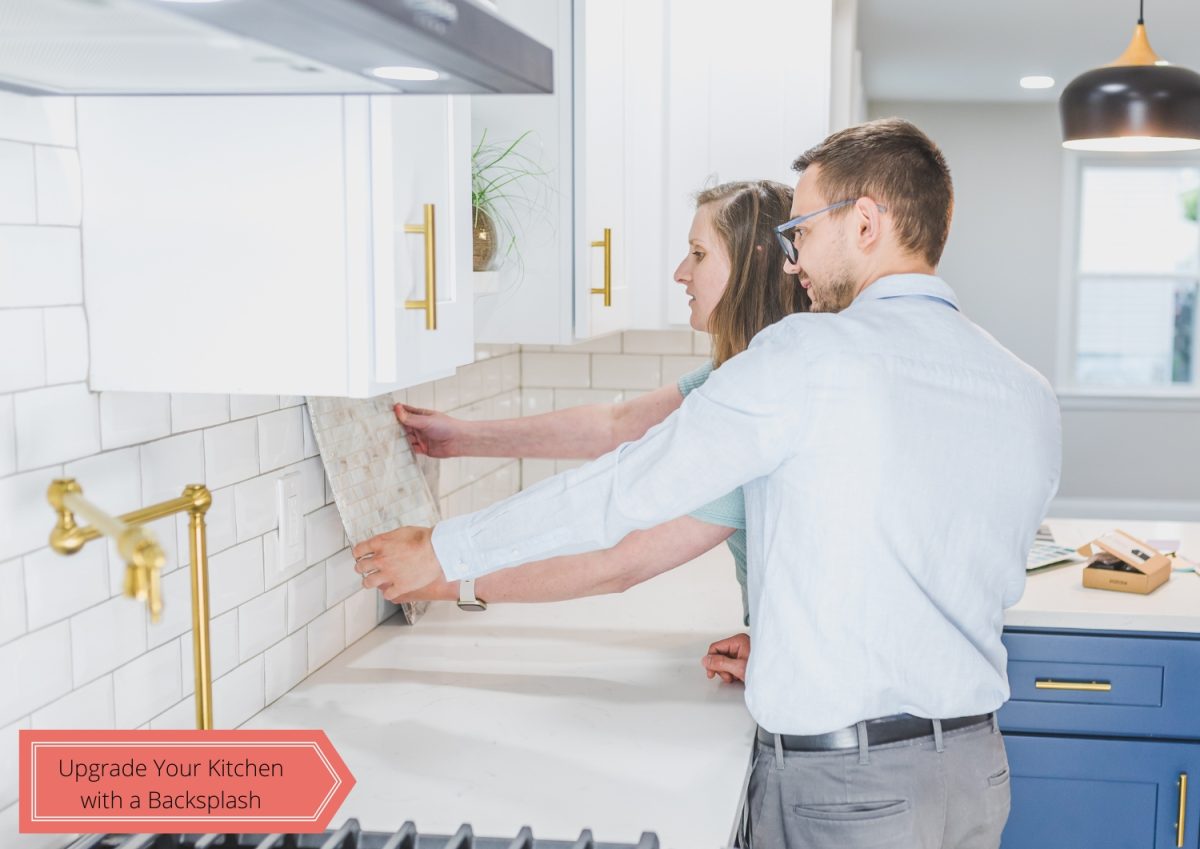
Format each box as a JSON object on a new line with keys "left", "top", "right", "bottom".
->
{"left": 395, "top": 404, "right": 465, "bottom": 458}
{"left": 352, "top": 526, "right": 444, "bottom": 601}
{"left": 701, "top": 633, "right": 751, "bottom": 684}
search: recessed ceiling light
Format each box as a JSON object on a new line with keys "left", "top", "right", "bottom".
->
{"left": 369, "top": 66, "right": 440, "bottom": 82}
{"left": 1020, "top": 75, "right": 1055, "bottom": 90}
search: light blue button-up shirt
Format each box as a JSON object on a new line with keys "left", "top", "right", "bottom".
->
{"left": 433, "top": 274, "right": 1062, "bottom": 734}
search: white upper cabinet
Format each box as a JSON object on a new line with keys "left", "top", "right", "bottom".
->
{"left": 77, "top": 93, "right": 472, "bottom": 398}
{"left": 474, "top": 0, "right": 836, "bottom": 341}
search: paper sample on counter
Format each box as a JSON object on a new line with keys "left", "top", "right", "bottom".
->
{"left": 306, "top": 393, "right": 441, "bottom": 625}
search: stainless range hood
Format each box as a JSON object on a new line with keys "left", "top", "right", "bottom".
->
{"left": 0, "top": 0, "right": 553, "bottom": 95}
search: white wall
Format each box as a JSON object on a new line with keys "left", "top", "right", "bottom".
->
{"left": 871, "top": 100, "right": 1200, "bottom": 516}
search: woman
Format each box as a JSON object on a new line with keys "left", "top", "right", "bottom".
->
{"left": 390, "top": 181, "right": 805, "bottom": 683}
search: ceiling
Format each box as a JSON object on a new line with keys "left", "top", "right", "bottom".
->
{"left": 858, "top": 0, "right": 1200, "bottom": 103}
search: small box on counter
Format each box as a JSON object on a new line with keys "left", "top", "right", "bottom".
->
{"left": 1078, "top": 530, "right": 1171, "bottom": 595}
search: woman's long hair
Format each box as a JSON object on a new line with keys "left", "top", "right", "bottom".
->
{"left": 696, "top": 181, "right": 808, "bottom": 367}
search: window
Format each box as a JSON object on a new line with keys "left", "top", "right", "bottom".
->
{"left": 1065, "top": 159, "right": 1199, "bottom": 392}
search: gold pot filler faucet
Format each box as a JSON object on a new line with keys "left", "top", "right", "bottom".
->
{"left": 47, "top": 479, "right": 215, "bottom": 730}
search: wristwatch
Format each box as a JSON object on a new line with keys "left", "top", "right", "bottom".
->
{"left": 456, "top": 579, "right": 487, "bottom": 612}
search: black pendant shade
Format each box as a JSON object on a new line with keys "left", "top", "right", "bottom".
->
{"left": 1060, "top": 19, "right": 1200, "bottom": 151}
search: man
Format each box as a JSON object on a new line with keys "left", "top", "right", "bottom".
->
{"left": 353, "top": 118, "right": 1061, "bottom": 849}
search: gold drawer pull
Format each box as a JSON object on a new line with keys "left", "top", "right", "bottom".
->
{"left": 404, "top": 203, "right": 438, "bottom": 330}
{"left": 1178, "top": 773, "right": 1188, "bottom": 848}
{"left": 1034, "top": 678, "right": 1112, "bottom": 692}
{"left": 590, "top": 227, "right": 613, "bottom": 307}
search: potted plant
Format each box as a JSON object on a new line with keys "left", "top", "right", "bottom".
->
{"left": 471, "top": 129, "right": 549, "bottom": 272}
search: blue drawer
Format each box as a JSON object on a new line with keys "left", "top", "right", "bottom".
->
{"left": 1000, "top": 629, "right": 1200, "bottom": 739}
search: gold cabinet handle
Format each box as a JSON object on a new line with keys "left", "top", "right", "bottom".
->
{"left": 1179, "top": 773, "right": 1188, "bottom": 847}
{"left": 590, "top": 227, "right": 612, "bottom": 307}
{"left": 1034, "top": 679, "right": 1113, "bottom": 692}
{"left": 404, "top": 203, "right": 437, "bottom": 330}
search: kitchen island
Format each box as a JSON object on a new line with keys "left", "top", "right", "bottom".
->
{"left": 242, "top": 545, "right": 754, "bottom": 849}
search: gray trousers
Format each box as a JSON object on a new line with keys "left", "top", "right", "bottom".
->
{"left": 743, "top": 718, "right": 1011, "bottom": 849}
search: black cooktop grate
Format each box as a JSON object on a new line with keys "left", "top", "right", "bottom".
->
{"left": 66, "top": 819, "right": 661, "bottom": 849}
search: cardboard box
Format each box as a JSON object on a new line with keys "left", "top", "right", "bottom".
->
{"left": 1079, "top": 529, "right": 1171, "bottom": 595}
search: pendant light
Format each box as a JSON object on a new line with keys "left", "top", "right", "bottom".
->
{"left": 1059, "top": 0, "right": 1200, "bottom": 151}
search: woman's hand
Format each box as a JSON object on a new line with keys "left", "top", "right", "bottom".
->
{"left": 702, "top": 633, "right": 751, "bottom": 684}
{"left": 384, "top": 574, "right": 459, "bottom": 603}
{"left": 395, "top": 404, "right": 466, "bottom": 458}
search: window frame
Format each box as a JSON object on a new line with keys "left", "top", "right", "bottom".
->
{"left": 1057, "top": 151, "right": 1200, "bottom": 403}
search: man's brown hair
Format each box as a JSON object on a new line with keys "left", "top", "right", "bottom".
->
{"left": 792, "top": 118, "right": 954, "bottom": 267}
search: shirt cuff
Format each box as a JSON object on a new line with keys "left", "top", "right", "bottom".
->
{"left": 431, "top": 516, "right": 480, "bottom": 581}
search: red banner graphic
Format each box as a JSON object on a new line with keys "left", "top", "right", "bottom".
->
{"left": 19, "top": 729, "right": 355, "bottom": 834}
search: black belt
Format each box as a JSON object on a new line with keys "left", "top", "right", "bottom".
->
{"left": 756, "top": 712, "right": 993, "bottom": 752}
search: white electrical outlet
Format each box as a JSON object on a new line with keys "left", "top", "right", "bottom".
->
{"left": 276, "top": 471, "right": 305, "bottom": 572}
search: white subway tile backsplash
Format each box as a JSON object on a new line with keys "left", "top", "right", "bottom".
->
{"left": 434, "top": 374, "right": 461, "bottom": 410}
{"left": 229, "top": 395, "right": 278, "bottom": 420}
{"left": 661, "top": 355, "right": 710, "bottom": 386}
{"left": 521, "top": 352, "right": 590, "bottom": 388}
{"left": 324, "top": 548, "right": 359, "bottom": 607}
{"left": 279, "top": 396, "right": 304, "bottom": 408}
{"left": 520, "top": 458, "right": 555, "bottom": 489}
{"left": 42, "top": 306, "right": 88, "bottom": 384}
{"left": 295, "top": 456, "right": 326, "bottom": 514}
{"left": 69, "top": 594, "right": 147, "bottom": 687}
{"left": 0, "top": 465, "right": 63, "bottom": 561}
{"left": 0, "top": 226, "right": 82, "bottom": 308}
{"left": 180, "top": 608, "right": 239, "bottom": 697}
{"left": 0, "top": 718, "right": 26, "bottom": 809}
{"left": 501, "top": 353, "right": 520, "bottom": 392}
{"left": 263, "top": 526, "right": 308, "bottom": 591}
{"left": 622, "top": 330, "right": 693, "bottom": 354}
{"left": 301, "top": 406, "right": 318, "bottom": 458}
{"left": 65, "top": 447, "right": 141, "bottom": 517}
{"left": 0, "top": 622, "right": 72, "bottom": 726}
{"left": 207, "top": 538, "right": 264, "bottom": 618}
{"left": 31, "top": 675, "right": 114, "bottom": 730}
{"left": 34, "top": 145, "right": 82, "bottom": 226}
{"left": 692, "top": 331, "right": 711, "bottom": 355}
{"left": 0, "top": 141, "right": 35, "bottom": 224}
{"left": 148, "top": 697, "right": 194, "bottom": 730}
{"left": 0, "top": 557, "right": 26, "bottom": 644}
{"left": 305, "top": 504, "right": 345, "bottom": 565}
{"left": 344, "top": 588, "right": 377, "bottom": 645}
{"left": 265, "top": 630, "right": 307, "bottom": 704}
{"left": 286, "top": 564, "right": 325, "bottom": 634}
{"left": 237, "top": 585, "right": 285, "bottom": 662}
{"left": 233, "top": 472, "right": 277, "bottom": 542}
{"left": 140, "top": 431, "right": 203, "bottom": 506}
{"left": 0, "top": 310, "right": 46, "bottom": 392}
{"left": 553, "top": 388, "right": 623, "bottom": 410}
{"left": 24, "top": 543, "right": 107, "bottom": 630}
{"left": 171, "top": 394, "right": 230, "bottom": 433}
{"left": 306, "top": 605, "right": 345, "bottom": 673}
{"left": 0, "top": 394, "right": 14, "bottom": 477}
{"left": 113, "top": 641, "right": 181, "bottom": 729}
{"left": 0, "top": 91, "right": 75, "bottom": 146}
{"left": 213, "top": 655, "right": 264, "bottom": 729}
{"left": 101, "top": 392, "right": 171, "bottom": 450}
{"left": 591, "top": 354, "right": 662, "bottom": 390}
{"left": 521, "top": 388, "right": 553, "bottom": 417}
{"left": 204, "top": 419, "right": 258, "bottom": 489}
{"left": 258, "top": 407, "right": 304, "bottom": 473}
{"left": 146, "top": 566, "right": 193, "bottom": 648}
{"left": 15, "top": 383, "right": 99, "bottom": 470}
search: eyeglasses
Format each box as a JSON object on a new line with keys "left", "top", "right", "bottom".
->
{"left": 773, "top": 199, "right": 887, "bottom": 265}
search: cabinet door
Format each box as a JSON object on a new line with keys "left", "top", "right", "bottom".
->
{"left": 78, "top": 96, "right": 355, "bottom": 397}
{"left": 1001, "top": 734, "right": 1200, "bottom": 849}
{"left": 354, "top": 95, "right": 473, "bottom": 397}
{"left": 573, "top": 0, "right": 631, "bottom": 338}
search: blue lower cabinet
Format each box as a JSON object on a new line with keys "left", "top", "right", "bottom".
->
{"left": 1001, "top": 733, "right": 1200, "bottom": 849}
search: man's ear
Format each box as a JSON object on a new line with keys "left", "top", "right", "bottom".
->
{"left": 856, "top": 197, "right": 884, "bottom": 249}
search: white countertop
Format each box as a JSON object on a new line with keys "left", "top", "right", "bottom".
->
{"left": 242, "top": 546, "right": 753, "bottom": 849}
{"left": 1007, "top": 518, "right": 1200, "bottom": 634}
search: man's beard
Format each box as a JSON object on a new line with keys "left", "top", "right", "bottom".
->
{"left": 808, "top": 267, "right": 857, "bottom": 313}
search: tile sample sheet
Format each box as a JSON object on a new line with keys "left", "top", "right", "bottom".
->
{"left": 306, "top": 393, "right": 440, "bottom": 625}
